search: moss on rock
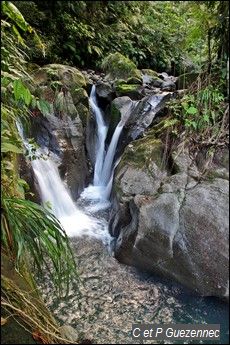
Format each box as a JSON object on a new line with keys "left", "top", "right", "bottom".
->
{"left": 126, "top": 76, "right": 142, "bottom": 85}
{"left": 33, "top": 64, "right": 86, "bottom": 88}
{"left": 75, "top": 103, "right": 89, "bottom": 127}
{"left": 119, "top": 134, "right": 164, "bottom": 173}
{"left": 142, "top": 69, "right": 159, "bottom": 78}
{"left": 115, "top": 83, "right": 142, "bottom": 99}
{"left": 110, "top": 102, "right": 122, "bottom": 130}
{"left": 101, "top": 52, "right": 141, "bottom": 80}
{"left": 72, "top": 87, "right": 89, "bottom": 107}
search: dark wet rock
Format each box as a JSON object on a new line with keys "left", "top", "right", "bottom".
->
{"left": 86, "top": 107, "right": 99, "bottom": 167}
{"left": 95, "top": 82, "right": 115, "bottom": 102}
{"left": 142, "top": 75, "right": 163, "bottom": 88}
{"left": 29, "top": 64, "right": 90, "bottom": 199}
{"left": 161, "top": 80, "right": 176, "bottom": 91}
{"left": 125, "top": 92, "right": 173, "bottom": 141}
{"left": 110, "top": 92, "right": 172, "bottom": 146}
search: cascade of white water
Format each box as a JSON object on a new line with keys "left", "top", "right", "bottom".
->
{"left": 81, "top": 85, "right": 125, "bottom": 206}
{"left": 16, "top": 121, "right": 110, "bottom": 243}
{"left": 89, "top": 85, "right": 108, "bottom": 186}
{"left": 100, "top": 121, "right": 123, "bottom": 186}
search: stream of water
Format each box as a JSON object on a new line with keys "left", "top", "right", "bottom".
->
{"left": 17, "top": 87, "right": 229, "bottom": 344}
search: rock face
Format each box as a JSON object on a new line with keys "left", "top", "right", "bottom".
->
{"left": 109, "top": 136, "right": 229, "bottom": 298}
{"left": 109, "top": 92, "right": 173, "bottom": 154}
{"left": 27, "top": 64, "right": 90, "bottom": 199}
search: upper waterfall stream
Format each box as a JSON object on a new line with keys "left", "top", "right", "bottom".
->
{"left": 81, "top": 85, "right": 125, "bottom": 209}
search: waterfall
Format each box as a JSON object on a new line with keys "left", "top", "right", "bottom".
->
{"left": 17, "top": 121, "right": 110, "bottom": 243}
{"left": 16, "top": 83, "right": 126, "bottom": 238}
{"left": 81, "top": 85, "right": 125, "bottom": 206}
{"left": 89, "top": 85, "right": 108, "bottom": 186}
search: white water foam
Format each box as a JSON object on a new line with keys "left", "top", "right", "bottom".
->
{"left": 17, "top": 121, "right": 111, "bottom": 244}
{"left": 81, "top": 85, "right": 125, "bottom": 209}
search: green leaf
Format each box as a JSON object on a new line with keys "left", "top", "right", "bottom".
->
{"left": 37, "top": 99, "right": 51, "bottom": 116}
{"left": 1, "top": 142, "right": 23, "bottom": 153}
{"left": 18, "top": 178, "right": 29, "bottom": 191}
{"left": 203, "top": 114, "right": 209, "bottom": 123}
{"left": 2, "top": 1, "right": 29, "bottom": 32}
{"left": 13, "top": 79, "right": 24, "bottom": 101}
{"left": 2, "top": 197, "right": 78, "bottom": 294}
{"left": 13, "top": 79, "right": 32, "bottom": 105}
{"left": 12, "top": 25, "right": 24, "bottom": 45}
{"left": 23, "top": 87, "right": 32, "bottom": 106}
{"left": 186, "top": 106, "right": 197, "bottom": 115}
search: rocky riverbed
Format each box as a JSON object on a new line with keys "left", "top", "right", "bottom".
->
{"left": 37, "top": 236, "right": 229, "bottom": 344}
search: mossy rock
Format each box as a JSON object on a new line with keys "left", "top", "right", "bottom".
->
{"left": 72, "top": 87, "right": 89, "bottom": 107}
{"left": 115, "top": 83, "right": 142, "bottom": 99}
{"left": 32, "top": 68, "right": 48, "bottom": 85}
{"left": 54, "top": 91, "right": 78, "bottom": 119}
{"left": 33, "top": 64, "right": 86, "bottom": 89}
{"left": 142, "top": 74, "right": 163, "bottom": 87}
{"left": 113, "top": 79, "right": 127, "bottom": 88}
{"left": 126, "top": 76, "right": 142, "bottom": 85}
{"left": 119, "top": 134, "right": 165, "bottom": 172}
{"left": 101, "top": 52, "right": 141, "bottom": 80}
{"left": 142, "top": 69, "right": 159, "bottom": 78}
{"left": 110, "top": 102, "right": 122, "bottom": 130}
{"left": 75, "top": 103, "right": 89, "bottom": 127}
{"left": 40, "top": 86, "right": 55, "bottom": 103}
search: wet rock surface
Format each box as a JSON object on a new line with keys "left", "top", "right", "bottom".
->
{"left": 27, "top": 64, "right": 90, "bottom": 199}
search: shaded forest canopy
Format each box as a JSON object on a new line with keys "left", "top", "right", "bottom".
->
{"left": 11, "top": 1, "right": 229, "bottom": 74}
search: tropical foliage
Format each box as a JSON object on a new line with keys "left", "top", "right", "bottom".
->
{"left": 12, "top": 1, "right": 229, "bottom": 75}
{"left": 1, "top": 0, "right": 77, "bottom": 294}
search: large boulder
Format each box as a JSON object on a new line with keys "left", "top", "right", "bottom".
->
{"left": 110, "top": 140, "right": 229, "bottom": 299}
{"left": 109, "top": 92, "right": 173, "bottom": 150}
{"left": 95, "top": 81, "right": 114, "bottom": 102}
{"left": 32, "top": 64, "right": 86, "bottom": 89}
{"left": 101, "top": 52, "right": 141, "bottom": 81}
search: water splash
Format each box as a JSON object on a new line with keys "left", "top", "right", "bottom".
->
{"left": 17, "top": 121, "right": 111, "bottom": 244}
{"left": 81, "top": 85, "right": 125, "bottom": 208}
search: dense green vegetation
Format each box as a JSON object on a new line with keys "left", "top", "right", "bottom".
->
{"left": 12, "top": 1, "right": 229, "bottom": 74}
{"left": 1, "top": 2, "right": 77, "bottom": 341}
{"left": 10, "top": 1, "right": 229, "bottom": 148}
{"left": 1, "top": 0, "right": 229, "bottom": 343}
{"left": 1, "top": 0, "right": 76, "bottom": 291}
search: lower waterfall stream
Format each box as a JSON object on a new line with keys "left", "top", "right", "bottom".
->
{"left": 17, "top": 87, "right": 229, "bottom": 344}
